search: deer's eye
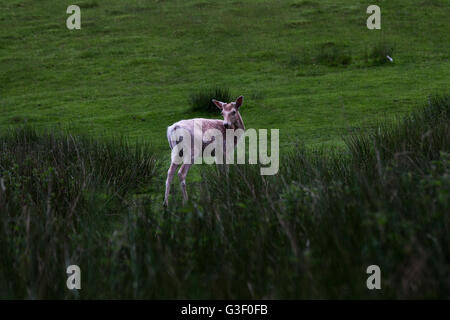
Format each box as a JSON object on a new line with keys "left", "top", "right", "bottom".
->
{"left": 231, "top": 111, "right": 236, "bottom": 115}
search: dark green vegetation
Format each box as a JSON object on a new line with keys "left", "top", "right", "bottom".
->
{"left": 0, "top": 95, "right": 449, "bottom": 298}
{"left": 190, "top": 87, "right": 231, "bottom": 113}
{"left": 368, "top": 41, "right": 395, "bottom": 65}
{"left": 314, "top": 42, "right": 352, "bottom": 66}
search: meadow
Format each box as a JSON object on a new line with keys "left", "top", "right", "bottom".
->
{"left": 0, "top": 0, "right": 449, "bottom": 299}
{"left": 1, "top": 0, "right": 448, "bottom": 150}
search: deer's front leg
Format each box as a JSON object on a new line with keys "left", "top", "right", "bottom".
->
{"left": 164, "top": 162, "right": 179, "bottom": 207}
{"left": 178, "top": 164, "right": 192, "bottom": 205}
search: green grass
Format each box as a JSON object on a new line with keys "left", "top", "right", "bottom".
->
{"left": 1, "top": 0, "right": 448, "bottom": 152}
{"left": 190, "top": 87, "right": 231, "bottom": 113}
{"left": 0, "top": 0, "right": 449, "bottom": 299}
{"left": 0, "top": 95, "right": 448, "bottom": 299}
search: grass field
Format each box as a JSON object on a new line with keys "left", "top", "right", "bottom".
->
{"left": 1, "top": 0, "right": 448, "bottom": 151}
{"left": 1, "top": 94, "right": 448, "bottom": 299}
{"left": 0, "top": 0, "right": 449, "bottom": 299}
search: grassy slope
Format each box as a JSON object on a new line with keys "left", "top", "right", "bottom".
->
{"left": 1, "top": 0, "right": 449, "bottom": 153}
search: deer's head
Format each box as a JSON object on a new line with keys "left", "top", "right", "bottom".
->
{"left": 212, "top": 96, "right": 244, "bottom": 129}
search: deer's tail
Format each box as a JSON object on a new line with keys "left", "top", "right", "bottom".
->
{"left": 167, "top": 124, "right": 179, "bottom": 150}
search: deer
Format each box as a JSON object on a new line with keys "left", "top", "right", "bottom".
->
{"left": 163, "top": 95, "right": 245, "bottom": 207}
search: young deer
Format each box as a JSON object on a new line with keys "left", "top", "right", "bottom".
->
{"left": 163, "top": 96, "right": 245, "bottom": 207}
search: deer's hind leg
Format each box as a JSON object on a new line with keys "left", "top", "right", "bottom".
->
{"left": 178, "top": 163, "right": 192, "bottom": 205}
{"left": 164, "top": 162, "right": 179, "bottom": 207}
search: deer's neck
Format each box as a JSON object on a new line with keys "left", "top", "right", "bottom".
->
{"left": 235, "top": 112, "right": 245, "bottom": 131}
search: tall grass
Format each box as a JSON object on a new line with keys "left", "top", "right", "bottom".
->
{"left": 314, "top": 42, "right": 352, "bottom": 66}
{"left": 190, "top": 87, "right": 232, "bottom": 113}
{"left": 368, "top": 41, "right": 395, "bottom": 65}
{"left": 0, "top": 95, "right": 448, "bottom": 299}
{"left": 192, "top": 94, "right": 449, "bottom": 298}
{"left": 0, "top": 128, "right": 159, "bottom": 298}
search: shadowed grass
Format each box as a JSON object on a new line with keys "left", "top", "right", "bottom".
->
{"left": 314, "top": 42, "right": 352, "bottom": 66}
{"left": 190, "top": 87, "right": 232, "bottom": 113}
{"left": 368, "top": 41, "right": 395, "bottom": 65}
{"left": 0, "top": 95, "right": 448, "bottom": 298}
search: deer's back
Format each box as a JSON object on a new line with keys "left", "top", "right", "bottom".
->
{"left": 168, "top": 118, "right": 225, "bottom": 137}
{"left": 167, "top": 118, "right": 226, "bottom": 150}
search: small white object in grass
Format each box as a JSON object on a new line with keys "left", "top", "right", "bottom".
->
{"left": 386, "top": 55, "right": 393, "bottom": 62}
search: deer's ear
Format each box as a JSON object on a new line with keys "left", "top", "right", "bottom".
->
{"left": 235, "top": 96, "right": 244, "bottom": 109}
{"left": 212, "top": 99, "right": 224, "bottom": 110}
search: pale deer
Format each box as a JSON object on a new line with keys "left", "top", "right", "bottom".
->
{"left": 163, "top": 96, "right": 245, "bottom": 207}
